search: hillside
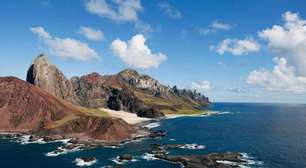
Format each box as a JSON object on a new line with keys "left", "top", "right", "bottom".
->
{"left": 27, "top": 54, "right": 210, "bottom": 118}
{"left": 0, "top": 77, "right": 137, "bottom": 142}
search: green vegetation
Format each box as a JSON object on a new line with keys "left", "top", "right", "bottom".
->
{"left": 79, "top": 108, "right": 110, "bottom": 118}
{"left": 47, "top": 108, "right": 109, "bottom": 129}
{"left": 133, "top": 90, "right": 207, "bottom": 115}
{"left": 47, "top": 114, "right": 79, "bottom": 129}
{"left": 160, "top": 108, "right": 208, "bottom": 115}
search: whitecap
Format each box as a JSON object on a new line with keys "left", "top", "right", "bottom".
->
{"left": 143, "top": 122, "right": 160, "bottom": 129}
{"left": 208, "top": 111, "right": 233, "bottom": 115}
{"left": 111, "top": 156, "right": 138, "bottom": 165}
{"left": 217, "top": 153, "right": 263, "bottom": 168}
{"left": 45, "top": 145, "right": 83, "bottom": 157}
{"left": 180, "top": 143, "right": 205, "bottom": 150}
{"left": 216, "top": 160, "right": 240, "bottom": 166}
{"left": 142, "top": 153, "right": 158, "bottom": 161}
{"left": 240, "top": 153, "right": 264, "bottom": 166}
{"left": 74, "top": 158, "right": 97, "bottom": 167}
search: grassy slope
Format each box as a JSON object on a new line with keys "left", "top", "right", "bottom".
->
{"left": 47, "top": 107, "right": 110, "bottom": 129}
{"left": 133, "top": 90, "right": 208, "bottom": 115}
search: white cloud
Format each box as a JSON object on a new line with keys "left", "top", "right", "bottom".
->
{"left": 31, "top": 26, "right": 99, "bottom": 61}
{"left": 246, "top": 11, "right": 306, "bottom": 93}
{"left": 258, "top": 11, "right": 306, "bottom": 76}
{"left": 211, "top": 20, "right": 231, "bottom": 30}
{"left": 196, "top": 20, "right": 232, "bottom": 35}
{"left": 85, "top": 0, "right": 153, "bottom": 34}
{"left": 30, "top": 26, "right": 51, "bottom": 39}
{"left": 247, "top": 57, "right": 306, "bottom": 93}
{"left": 191, "top": 80, "right": 211, "bottom": 92}
{"left": 85, "top": 0, "right": 142, "bottom": 22}
{"left": 216, "top": 37, "right": 260, "bottom": 56}
{"left": 134, "top": 21, "right": 154, "bottom": 35}
{"left": 159, "top": 3, "right": 182, "bottom": 19}
{"left": 110, "top": 34, "right": 167, "bottom": 69}
{"left": 79, "top": 26, "right": 104, "bottom": 41}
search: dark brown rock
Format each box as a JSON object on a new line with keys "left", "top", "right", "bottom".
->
{"left": 119, "top": 154, "right": 133, "bottom": 161}
{"left": 156, "top": 153, "right": 245, "bottom": 168}
{"left": 71, "top": 72, "right": 110, "bottom": 108}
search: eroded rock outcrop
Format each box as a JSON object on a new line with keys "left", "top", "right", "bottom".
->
{"left": 26, "top": 54, "right": 79, "bottom": 105}
{"left": 71, "top": 72, "right": 109, "bottom": 108}
{"left": 107, "top": 88, "right": 164, "bottom": 118}
{"left": 26, "top": 54, "right": 209, "bottom": 119}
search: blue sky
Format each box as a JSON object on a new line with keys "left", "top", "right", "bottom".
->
{"left": 1, "top": 0, "right": 306, "bottom": 103}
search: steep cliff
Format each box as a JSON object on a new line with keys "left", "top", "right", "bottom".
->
{"left": 26, "top": 54, "right": 79, "bottom": 105}
{"left": 27, "top": 54, "right": 209, "bottom": 118}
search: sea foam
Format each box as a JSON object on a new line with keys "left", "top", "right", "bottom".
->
{"left": 74, "top": 158, "right": 97, "bottom": 167}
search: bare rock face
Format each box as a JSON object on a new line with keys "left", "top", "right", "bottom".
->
{"left": 26, "top": 54, "right": 79, "bottom": 105}
{"left": 107, "top": 88, "right": 164, "bottom": 118}
{"left": 26, "top": 54, "right": 209, "bottom": 119}
{"left": 71, "top": 72, "right": 110, "bottom": 108}
{"left": 117, "top": 69, "right": 170, "bottom": 96}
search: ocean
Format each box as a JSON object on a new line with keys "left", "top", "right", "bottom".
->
{"left": 1, "top": 103, "right": 306, "bottom": 168}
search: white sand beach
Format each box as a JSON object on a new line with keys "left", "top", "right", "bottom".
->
{"left": 100, "top": 108, "right": 152, "bottom": 125}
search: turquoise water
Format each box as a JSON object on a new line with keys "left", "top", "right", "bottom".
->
{"left": 1, "top": 103, "right": 306, "bottom": 168}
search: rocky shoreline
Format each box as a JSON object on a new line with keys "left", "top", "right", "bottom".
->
{"left": 0, "top": 126, "right": 261, "bottom": 168}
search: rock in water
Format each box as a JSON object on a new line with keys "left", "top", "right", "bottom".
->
{"left": 26, "top": 54, "right": 79, "bottom": 105}
{"left": 156, "top": 152, "right": 245, "bottom": 168}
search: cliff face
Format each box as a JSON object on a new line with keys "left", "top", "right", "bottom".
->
{"left": 27, "top": 54, "right": 209, "bottom": 118}
{"left": 26, "top": 54, "right": 79, "bottom": 105}
{"left": 0, "top": 77, "right": 137, "bottom": 141}
{"left": 70, "top": 72, "right": 110, "bottom": 108}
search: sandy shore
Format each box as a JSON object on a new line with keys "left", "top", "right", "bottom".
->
{"left": 100, "top": 108, "right": 152, "bottom": 125}
{"left": 101, "top": 108, "right": 217, "bottom": 125}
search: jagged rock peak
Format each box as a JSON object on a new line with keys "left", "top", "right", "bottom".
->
{"left": 118, "top": 69, "right": 140, "bottom": 79}
{"left": 26, "top": 54, "right": 79, "bottom": 105}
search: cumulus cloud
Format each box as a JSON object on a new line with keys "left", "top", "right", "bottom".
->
{"left": 159, "top": 2, "right": 182, "bottom": 19}
{"left": 78, "top": 26, "right": 104, "bottom": 41}
{"left": 85, "top": 0, "right": 142, "bottom": 22}
{"left": 191, "top": 80, "right": 211, "bottom": 92}
{"left": 247, "top": 11, "right": 306, "bottom": 93}
{"left": 216, "top": 37, "right": 260, "bottom": 56}
{"left": 258, "top": 11, "right": 306, "bottom": 76}
{"left": 196, "top": 20, "right": 232, "bottom": 35}
{"left": 85, "top": 0, "right": 153, "bottom": 35}
{"left": 247, "top": 57, "right": 306, "bottom": 93}
{"left": 31, "top": 26, "right": 99, "bottom": 61}
{"left": 110, "top": 34, "right": 167, "bottom": 69}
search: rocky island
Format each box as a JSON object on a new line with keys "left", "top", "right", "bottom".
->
{"left": 0, "top": 54, "right": 210, "bottom": 143}
{"left": 0, "top": 54, "right": 255, "bottom": 168}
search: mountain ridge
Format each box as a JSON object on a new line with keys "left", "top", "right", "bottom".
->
{"left": 27, "top": 54, "right": 210, "bottom": 118}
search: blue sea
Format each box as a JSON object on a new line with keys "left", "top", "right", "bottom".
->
{"left": 1, "top": 103, "right": 306, "bottom": 168}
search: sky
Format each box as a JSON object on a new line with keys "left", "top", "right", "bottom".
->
{"left": 1, "top": 0, "right": 306, "bottom": 104}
